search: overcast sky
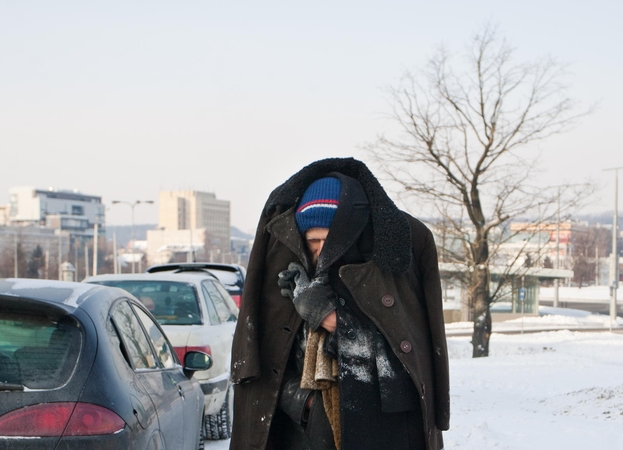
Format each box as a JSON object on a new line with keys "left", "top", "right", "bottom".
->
{"left": 1, "top": 1, "right": 621, "bottom": 234}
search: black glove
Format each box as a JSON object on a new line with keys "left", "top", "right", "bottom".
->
{"left": 278, "top": 262, "right": 337, "bottom": 331}
{"left": 277, "top": 264, "right": 299, "bottom": 300}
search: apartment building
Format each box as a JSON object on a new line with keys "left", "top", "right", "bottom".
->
{"left": 9, "top": 186, "right": 105, "bottom": 236}
{"left": 148, "top": 190, "right": 231, "bottom": 264}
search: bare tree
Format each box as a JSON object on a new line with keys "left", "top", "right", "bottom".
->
{"left": 0, "top": 241, "right": 27, "bottom": 278}
{"left": 26, "top": 245, "right": 45, "bottom": 278}
{"left": 0, "top": 246, "right": 15, "bottom": 278}
{"left": 367, "top": 25, "right": 592, "bottom": 357}
{"left": 571, "top": 225, "right": 610, "bottom": 287}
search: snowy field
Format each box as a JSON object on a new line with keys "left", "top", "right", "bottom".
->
{"left": 207, "top": 318, "right": 623, "bottom": 449}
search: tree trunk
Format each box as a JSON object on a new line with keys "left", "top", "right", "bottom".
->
{"left": 471, "top": 236, "right": 491, "bottom": 357}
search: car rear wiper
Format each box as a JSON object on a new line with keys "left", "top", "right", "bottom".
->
{"left": 0, "top": 382, "right": 25, "bottom": 391}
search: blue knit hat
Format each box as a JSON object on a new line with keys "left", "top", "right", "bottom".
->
{"left": 295, "top": 177, "right": 342, "bottom": 232}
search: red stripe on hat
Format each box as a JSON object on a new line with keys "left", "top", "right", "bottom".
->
{"left": 296, "top": 199, "right": 339, "bottom": 213}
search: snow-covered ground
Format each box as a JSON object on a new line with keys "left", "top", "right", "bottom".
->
{"left": 445, "top": 330, "right": 623, "bottom": 449}
{"left": 207, "top": 313, "right": 623, "bottom": 450}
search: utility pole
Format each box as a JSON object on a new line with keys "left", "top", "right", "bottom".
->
{"left": 604, "top": 167, "right": 622, "bottom": 329}
{"left": 92, "top": 223, "right": 98, "bottom": 277}
{"left": 13, "top": 229, "right": 18, "bottom": 278}
{"left": 113, "top": 231, "right": 119, "bottom": 274}
{"left": 595, "top": 246, "right": 599, "bottom": 285}
{"left": 58, "top": 224, "right": 63, "bottom": 280}
{"left": 84, "top": 246, "right": 89, "bottom": 278}
{"left": 554, "top": 186, "right": 560, "bottom": 308}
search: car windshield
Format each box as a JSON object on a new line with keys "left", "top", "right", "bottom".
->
{"left": 0, "top": 312, "right": 82, "bottom": 390}
{"left": 95, "top": 280, "right": 202, "bottom": 325}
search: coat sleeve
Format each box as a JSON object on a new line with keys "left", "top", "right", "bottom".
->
{"left": 230, "top": 210, "right": 271, "bottom": 384}
{"left": 418, "top": 225, "right": 450, "bottom": 431}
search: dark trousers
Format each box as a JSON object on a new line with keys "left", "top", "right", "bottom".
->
{"left": 272, "top": 390, "right": 426, "bottom": 450}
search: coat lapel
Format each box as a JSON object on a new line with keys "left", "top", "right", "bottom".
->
{"left": 265, "top": 206, "right": 312, "bottom": 273}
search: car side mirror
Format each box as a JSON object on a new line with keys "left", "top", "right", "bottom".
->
{"left": 184, "top": 351, "right": 212, "bottom": 372}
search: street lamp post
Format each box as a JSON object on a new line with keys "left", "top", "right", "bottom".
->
{"left": 604, "top": 167, "right": 622, "bottom": 328}
{"left": 111, "top": 200, "right": 154, "bottom": 274}
{"left": 549, "top": 183, "right": 588, "bottom": 308}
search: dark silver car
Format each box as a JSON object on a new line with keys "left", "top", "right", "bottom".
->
{"left": 85, "top": 268, "right": 238, "bottom": 440}
{"left": 0, "top": 279, "right": 211, "bottom": 449}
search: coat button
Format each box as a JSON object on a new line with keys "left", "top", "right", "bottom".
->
{"left": 339, "top": 298, "right": 346, "bottom": 307}
{"left": 346, "top": 330, "right": 357, "bottom": 340}
{"left": 400, "top": 340, "right": 412, "bottom": 353}
{"left": 381, "top": 294, "right": 395, "bottom": 307}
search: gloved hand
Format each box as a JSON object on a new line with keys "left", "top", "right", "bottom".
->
{"left": 278, "top": 262, "right": 337, "bottom": 331}
{"left": 277, "top": 263, "right": 300, "bottom": 300}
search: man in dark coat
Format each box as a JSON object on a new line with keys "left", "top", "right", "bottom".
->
{"left": 230, "top": 158, "right": 450, "bottom": 450}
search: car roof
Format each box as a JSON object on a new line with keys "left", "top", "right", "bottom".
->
{"left": 0, "top": 278, "right": 124, "bottom": 310}
{"left": 146, "top": 262, "right": 244, "bottom": 275}
{"left": 84, "top": 271, "right": 218, "bottom": 284}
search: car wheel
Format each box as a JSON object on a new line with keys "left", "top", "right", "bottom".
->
{"left": 205, "top": 387, "right": 232, "bottom": 440}
{"left": 198, "top": 409, "right": 206, "bottom": 449}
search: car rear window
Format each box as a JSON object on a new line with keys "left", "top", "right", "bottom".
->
{"left": 94, "top": 280, "right": 202, "bottom": 325}
{"left": 0, "top": 312, "right": 82, "bottom": 390}
{"left": 209, "top": 270, "right": 241, "bottom": 287}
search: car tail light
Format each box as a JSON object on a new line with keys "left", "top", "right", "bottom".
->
{"left": 65, "top": 403, "right": 125, "bottom": 436}
{"left": 230, "top": 295, "right": 242, "bottom": 307}
{"left": 174, "top": 345, "right": 212, "bottom": 366}
{"left": 0, "top": 403, "right": 124, "bottom": 437}
{"left": 0, "top": 403, "right": 73, "bottom": 436}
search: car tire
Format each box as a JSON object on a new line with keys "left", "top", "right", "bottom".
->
{"left": 198, "top": 409, "right": 206, "bottom": 449}
{"left": 205, "top": 387, "right": 232, "bottom": 440}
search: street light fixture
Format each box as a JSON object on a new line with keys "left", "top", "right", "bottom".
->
{"left": 111, "top": 200, "right": 154, "bottom": 274}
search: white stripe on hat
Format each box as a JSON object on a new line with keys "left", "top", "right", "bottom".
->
{"left": 298, "top": 204, "right": 338, "bottom": 214}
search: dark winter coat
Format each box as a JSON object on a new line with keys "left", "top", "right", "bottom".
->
{"left": 230, "top": 158, "right": 450, "bottom": 450}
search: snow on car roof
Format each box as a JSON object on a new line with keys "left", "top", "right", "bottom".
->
{"left": 0, "top": 278, "right": 111, "bottom": 308}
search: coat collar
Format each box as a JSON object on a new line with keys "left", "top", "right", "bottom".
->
{"left": 265, "top": 206, "right": 313, "bottom": 273}
{"left": 266, "top": 158, "right": 412, "bottom": 274}
{"left": 265, "top": 172, "right": 372, "bottom": 276}
{"left": 316, "top": 172, "right": 370, "bottom": 274}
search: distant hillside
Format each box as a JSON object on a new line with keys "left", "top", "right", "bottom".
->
{"left": 575, "top": 211, "right": 620, "bottom": 225}
{"left": 105, "top": 224, "right": 158, "bottom": 246}
{"left": 231, "top": 226, "right": 254, "bottom": 240}
{"left": 106, "top": 224, "right": 254, "bottom": 246}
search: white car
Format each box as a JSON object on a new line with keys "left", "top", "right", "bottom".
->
{"left": 84, "top": 269, "right": 238, "bottom": 440}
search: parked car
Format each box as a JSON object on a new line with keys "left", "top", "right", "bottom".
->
{"left": 85, "top": 269, "right": 238, "bottom": 440}
{"left": 146, "top": 263, "right": 246, "bottom": 308}
{"left": 0, "top": 278, "right": 211, "bottom": 449}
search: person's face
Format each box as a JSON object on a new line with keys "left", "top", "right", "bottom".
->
{"left": 304, "top": 227, "right": 329, "bottom": 265}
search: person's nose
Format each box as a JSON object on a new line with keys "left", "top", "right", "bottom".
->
{"left": 317, "top": 239, "right": 325, "bottom": 255}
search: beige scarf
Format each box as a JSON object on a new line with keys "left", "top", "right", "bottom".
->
{"left": 300, "top": 328, "right": 341, "bottom": 450}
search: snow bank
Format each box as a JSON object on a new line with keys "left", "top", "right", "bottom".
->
{"left": 540, "top": 286, "right": 621, "bottom": 301}
{"left": 446, "top": 306, "right": 623, "bottom": 335}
